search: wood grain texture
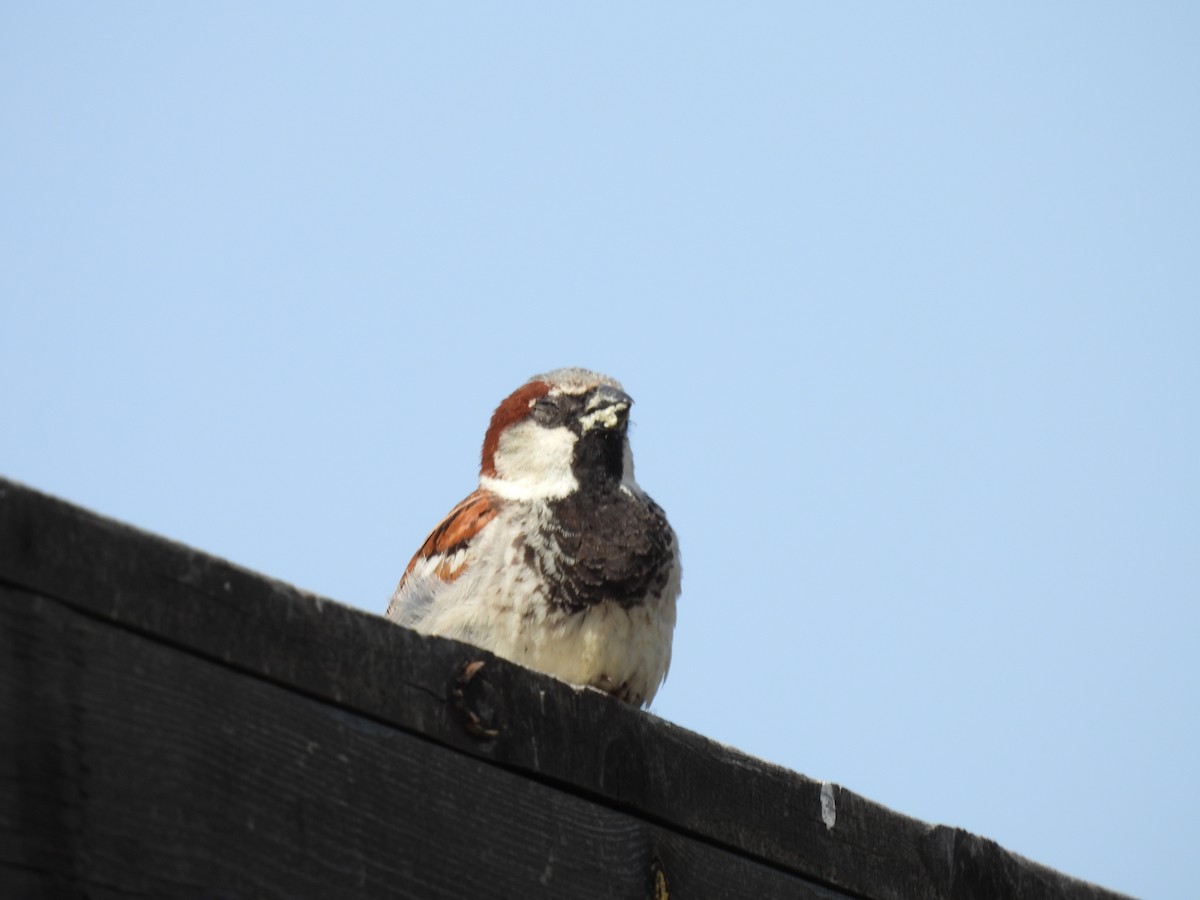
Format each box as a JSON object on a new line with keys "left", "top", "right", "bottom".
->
{"left": 0, "top": 588, "right": 846, "bottom": 899}
{"left": 0, "top": 477, "right": 1131, "bottom": 900}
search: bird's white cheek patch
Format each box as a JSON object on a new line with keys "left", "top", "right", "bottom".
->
{"left": 486, "top": 421, "right": 579, "bottom": 500}
{"left": 619, "top": 440, "right": 641, "bottom": 492}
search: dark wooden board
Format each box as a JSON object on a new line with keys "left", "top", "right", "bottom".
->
{"left": 0, "top": 478, "right": 1130, "bottom": 900}
{"left": 0, "top": 587, "right": 848, "bottom": 899}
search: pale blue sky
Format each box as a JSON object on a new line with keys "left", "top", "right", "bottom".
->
{"left": 3, "top": 5, "right": 1198, "bottom": 898}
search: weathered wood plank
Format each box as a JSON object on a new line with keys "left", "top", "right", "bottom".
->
{"left": 0, "top": 586, "right": 847, "bottom": 899}
{"left": 0, "top": 478, "right": 1129, "bottom": 899}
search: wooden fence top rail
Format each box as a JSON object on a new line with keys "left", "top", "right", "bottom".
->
{"left": 0, "top": 477, "right": 1129, "bottom": 899}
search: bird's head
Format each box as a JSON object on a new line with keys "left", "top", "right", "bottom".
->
{"left": 479, "top": 368, "right": 637, "bottom": 501}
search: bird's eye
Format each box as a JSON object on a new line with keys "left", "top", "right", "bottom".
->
{"left": 531, "top": 394, "right": 573, "bottom": 425}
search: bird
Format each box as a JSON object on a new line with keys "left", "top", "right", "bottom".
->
{"left": 387, "top": 368, "right": 680, "bottom": 708}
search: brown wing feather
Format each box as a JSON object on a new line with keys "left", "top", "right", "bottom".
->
{"left": 402, "top": 489, "right": 499, "bottom": 584}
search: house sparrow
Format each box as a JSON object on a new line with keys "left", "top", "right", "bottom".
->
{"left": 387, "top": 368, "right": 680, "bottom": 707}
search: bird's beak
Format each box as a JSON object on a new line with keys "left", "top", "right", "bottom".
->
{"left": 580, "top": 385, "right": 633, "bottom": 431}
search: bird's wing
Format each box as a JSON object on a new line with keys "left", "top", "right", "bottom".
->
{"left": 387, "top": 489, "right": 499, "bottom": 624}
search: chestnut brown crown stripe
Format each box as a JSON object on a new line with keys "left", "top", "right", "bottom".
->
{"left": 479, "top": 380, "right": 551, "bottom": 477}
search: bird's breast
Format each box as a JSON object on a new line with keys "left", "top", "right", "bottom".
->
{"left": 532, "top": 486, "right": 676, "bottom": 614}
